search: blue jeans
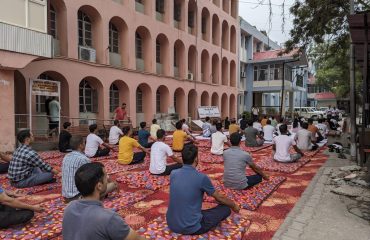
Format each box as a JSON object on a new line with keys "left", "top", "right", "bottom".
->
{"left": 12, "top": 167, "right": 54, "bottom": 188}
{"left": 191, "top": 204, "right": 231, "bottom": 235}
{"left": 245, "top": 174, "right": 263, "bottom": 189}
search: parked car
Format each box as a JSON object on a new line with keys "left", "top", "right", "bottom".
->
{"left": 294, "top": 107, "right": 324, "bottom": 120}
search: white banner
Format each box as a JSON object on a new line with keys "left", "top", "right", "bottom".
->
{"left": 198, "top": 106, "right": 221, "bottom": 118}
{"left": 31, "top": 79, "right": 59, "bottom": 96}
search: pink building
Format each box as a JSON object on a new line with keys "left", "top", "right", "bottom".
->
{"left": 0, "top": 0, "right": 239, "bottom": 151}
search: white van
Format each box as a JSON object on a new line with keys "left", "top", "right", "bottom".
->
{"left": 294, "top": 107, "right": 324, "bottom": 119}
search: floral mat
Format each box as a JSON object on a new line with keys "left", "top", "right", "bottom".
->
{"left": 255, "top": 156, "right": 311, "bottom": 174}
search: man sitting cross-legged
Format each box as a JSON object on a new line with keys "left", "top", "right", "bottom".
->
{"left": 118, "top": 127, "right": 149, "bottom": 165}
{"left": 62, "top": 136, "right": 118, "bottom": 203}
{"left": 295, "top": 122, "right": 318, "bottom": 151}
{"left": 85, "top": 124, "right": 113, "bottom": 158}
{"left": 172, "top": 121, "right": 196, "bottom": 152}
{"left": 210, "top": 123, "right": 231, "bottom": 155}
{"left": 62, "top": 162, "right": 145, "bottom": 240}
{"left": 166, "top": 144, "right": 240, "bottom": 235}
{"left": 150, "top": 129, "right": 183, "bottom": 176}
{"left": 108, "top": 120, "right": 123, "bottom": 145}
{"left": 223, "top": 133, "right": 269, "bottom": 189}
{"left": 0, "top": 186, "right": 42, "bottom": 229}
{"left": 273, "top": 124, "right": 305, "bottom": 163}
{"left": 8, "top": 129, "right": 58, "bottom": 188}
{"left": 245, "top": 120, "right": 265, "bottom": 147}
{"left": 138, "top": 122, "right": 156, "bottom": 149}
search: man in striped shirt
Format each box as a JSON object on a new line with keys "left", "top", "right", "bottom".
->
{"left": 62, "top": 136, "right": 117, "bottom": 203}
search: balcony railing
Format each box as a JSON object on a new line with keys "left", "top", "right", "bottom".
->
{"left": 0, "top": 22, "right": 52, "bottom": 57}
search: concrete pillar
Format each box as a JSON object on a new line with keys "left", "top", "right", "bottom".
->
{"left": 0, "top": 70, "right": 15, "bottom": 151}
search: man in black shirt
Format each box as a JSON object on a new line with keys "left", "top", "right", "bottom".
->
{"left": 59, "top": 122, "right": 72, "bottom": 153}
{"left": 240, "top": 115, "right": 247, "bottom": 131}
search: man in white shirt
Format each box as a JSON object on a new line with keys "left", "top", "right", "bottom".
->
{"left": 108, "top": 120, "right": 123, "bottom": 145}
{"left": 150, "top": 119, "right": 161, "bottom": 140}
{"left": 211, "top": 123, "right": 231, "bottom": 155}
{"left": 272, "top": 124, "right": 304, "bottom": 163}
{"left": 150, "top": 129, "right": 183, "bottom": 175}
{"left": 85, "top": 124, "right": 113, "bottom": 157}
{"left": 48, "top": 97, "right": 60, "bottom": 137}
{"left": 251, "top": 106, "right": 259, "bottom": 122}
{"left": 294, "top": 122, "right": 317, "bottom": 151}
{"left": 263, "top": 120, "right": 275, "bottom": 142}
{"left": 253, "top": 120, "right": 263, "bottom": 133}
{"left": 316, "top": 118, "right": 328, "bottom": 138}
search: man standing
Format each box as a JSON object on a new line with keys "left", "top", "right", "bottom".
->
{"left": 273, "top": 124, "right": 304, "bottom": 163}
{"left": 48, "top": 97, "right": 60, "bottom": 137}
{"left": 108, "top": 120, "right": 123, "bottom": 145}
{"left": 8, "top": 130, "right": 58, "bottom": 188}
{"left": 239, "top": 115, "right": 247, "bottom": 131}
{"left": 251, "top": 106, "right": 259, "bottom": 122}
{"left": 114, "top": 103, "right": 127, "bottom": 121}
{"left": 62, "top": 162, "right": 144, "bottom": 240}
{"left": 166, "top": 144, "right": 240, "bottom": 235}
{"left": 223, "top": 133, "right": 269, "bottom": 189}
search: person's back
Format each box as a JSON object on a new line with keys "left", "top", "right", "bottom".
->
{"left": 223, "top": 147, "right": 251, "bottom": 189}
{"left": 228, "top": 123, "right": 239, "bottom": 135}
{"left": 172, "top": 130, "right": 187, "bottom": 151}
{"left": 150, "top": 123, "right": 161, "bottom": 139}
{"left": 271, "top": 118, "right": 278, "bottom": 127}
{"left": 273, "top": 134, "right": 294, "bottom": 162}
{"left": 239, "top": 118, "right": 247, "bottom": 130}
{"left": 49, "top": 99, "right": 60, "bottom": 122}
{"left": 261, "top": 117, "right": 268, "bottom": 127}
{"left": 59, "top": 129, "right": 72, "bottom": 152}
{"left": 138, "top": 128, "right": 150, "bottom": 146}
{"left": 202, "top": 118, "right": 211, "bottom": 137}
{"left": 252, "top": 121, "right": 262, "bottom": 132}
{"left": 210, "top": 126, "right": 228, "bottom": 155}
{"left": 244, "top": 127, "right": 259, "bottom": 147}
{"left": 263, "top": 122, "right": 275, "bottom": 142}
{"left": 295, "top": 128, "right": 313, "bottom": 150}
{"left": 84, "top": 133, "right": 103, "bottom": 157}
{"left": 108, "top": 124, "right": 123, "bottom": 145}
{"left": 316, "top": 122, "right": 328, "bottom": 138}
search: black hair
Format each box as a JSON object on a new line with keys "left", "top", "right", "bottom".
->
{"left": 152, "top": 119, "right": 157, "bottom": 124}
{"left": 293, "top": 119, "right": 299, "bottom": 128}
{"left": 140, "top": 122, "right": 146, "bottom": 129}
{"left": 17, "top": 129, "right": 31, "bottom": 143}
{"left": 113, "top": 120, "right": 119, "bottom": 126}
{"left": 279, "top": 124, "right": 288, "bottom": 134}
{"left": 175, "top": 121, "right": 182, "bottom": 130}
{"left": 307, "top": 118, "right": 314, "bottom": 124}
{"left": 122, "top": 103, "right": 126, "bottom": 106}
{"left": 271, "top": 116, "right": 275, "bottom": 120}
{"left": 122, "top": 126, "right": 131, "bottom": 135}
{"left": 301, "top": 122, "right": 309, "bottom": 129}
{"left": 230, "top": 132, "right": 242, "bottom": 146}
{"left": 89, "top": 124, "right": 97, "bottom": 133}
{"left": 247, "top": 119, "right": 254, "bottom": 126}
{"left": 264, "top": 115, "right": 267, "bottom": 119}
{"left": 205, "top": 116, "right": 210, "bottom": 122}
{"left": 182, "top": 144, "right": 198, "bottom": 165}
{"left": 75, "top": 162, "right": 105, "bottom": 197}
{"left": 63, "top": 122, "right": 71, "bottom": 129}
{"left": 231, "top": 119, "right": 236, "bottom": 124}
{"left": 181, "top": 119, "right": 186, "bottom": 123}
{"left": 318, "top": 118, "right": 323, "bottom": 123}
{"left": 242, "top": 115, "right": 246, "bottom": 120}
{"left": 156, "top": 129, "right": 165, "bottom": 139}
{"left": 70, "top": 135, "right": 84, "bottom": 150}
{"left": 216, "top": 123, "right": 222, "bottom": 131}
{"left": 266, "top": 120, "right": 271, "bottom": 125}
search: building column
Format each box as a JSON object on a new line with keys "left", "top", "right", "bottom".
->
{"left": 0, "top": 70, "right": 15, "bottom": 151}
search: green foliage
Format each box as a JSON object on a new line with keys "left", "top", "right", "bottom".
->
{"left": 242, "top": 111, "right": 251, "bottom": 120}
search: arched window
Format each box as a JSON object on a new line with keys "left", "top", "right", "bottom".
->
{"left": 136, "top": 88, "right": 143, "bottom": 112}
{"left": 109, "top": 23, "right": 119, "bottom": 53}
{"left": 156, "top": 89, "right": 161, "bottom": 113}
{"left": 109, "top": 84, "right": 119, "bottom": 112}
{"left": 156, "top": 40, "right": 161, "bottom": 63}
{"left": 78, "top": 11, "right": 92, "bottom": 47}
{"left": 136, "top": 33, "right": 143, "bottom": 59}
{"left": 50, "top": 5, "right": 57, "bottom": 38}
{"left": 79, "top": 80, "right": 98, "bottom": 112}
{"left": 36, "top": 74, "right": 54, "bottom": 113}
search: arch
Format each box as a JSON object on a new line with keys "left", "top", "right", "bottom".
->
{"left": 211, "top": 92, "right": 219, "bottom": 107}
{"left": 221, "top": 57, "right": 229, "bottom": 86}
{"left": 77, "top": 5, "right": 103, "bottom": 63}
{"left": 135, "top": 0, "right": 152, "bottom": 16}
{"left": 156, "top": 33, "right": 170, "bottom": 75}
{"left": 109, "top": 16, "right": 129, "bottom": 67}
{"left": 156, "top": 85, "right": 170, "bottom": 113}
{"left": 136, "top": 83, "right": 153, "bottom": 125}
{"left": 174, "top": 0, "right": 185, "bottom": 30}
{"left": 201, "top": 91, "right": 210, "bottom": 106}
{"left": 109, "top": 80, "right": 129, "bottom": 114}
{"left": 231, "top": 0, "right": 237, "bottom": 18}
{"left": 188, "top": 89, "right": 197, "bottom": 119}
{"left": 222, "top": 20, "right": 229, "bottom": 50}
{"left": 174, "top": 88, "right": 186, "bottom": 118}
{"left": 211, "top": 54, "right": 220, "bottom": 84}
{"left": 135, "top": 26, "right": 152, "bottom": 72}
{"left": 222, "top": 0, "right": 230, "bottom": 13}
{"left": 188, "top": 0, "right": 197, "bottom": 35}
{"left": 201, "top": 8, "right": 210, "bottom": 42}
{"left": 174, "top": 39, "right": 186, "bottom": 79}
{"left": 221, "top": 93, "right": 228, "bottom": 119}
{"left": 188, "top": 45, "right": 197, "bottom": 80}
{"left": 79, "top": 76, "right": 104, "bottom": 120}
{"left": 14, "top": 71, "right": 27, "bottom": 117}
{"left": 230, "top": 25, "right": 236, "bottom": 53}
{"left": 38, "top": 71, "right": 70, "bottom": 117}
{"left": 49, "top": 0, "right": 67, "bottom": 56}
{"left": 229, "top": 94, "right": 236, "bottom": 119}
{"left": 230, "top": 60, "right": 236, "bottom": 87}
{"left": 213, "top": 0, "right": 220, "bottom": 7}
{"left": 212, "top": 14, "right": 220, "bottom": 46}
{"left": 201, "top": 49, "right": 210, "bottom": 83}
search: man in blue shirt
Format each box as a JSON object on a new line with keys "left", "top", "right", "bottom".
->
{"left": 138, "top": 122, "right": 155, "bottom": 148}
{"left": 166, "top": 144, "right": 240, "bottom": 235}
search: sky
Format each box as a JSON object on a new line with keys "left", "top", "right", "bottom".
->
{"left": 238, "top": 0, "right": 295, "bottom": 46}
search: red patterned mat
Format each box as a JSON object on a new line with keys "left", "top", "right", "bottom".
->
{"left": 39, "top": 151, "right": 65, "bottom": 160}
{"left": 204, "top": 176, "right": 286, "bottom": 211}
{"left": 198, "top": 152, "right": 223, "bottom": 164}
{"left": 138, "top": 214, "right": 251, "bottom": 240}
{"left": 115, "top": 171, "right": 171, "bottom": 190}
{"left": 240, "top": 144, "right": 272, "bottom": 153}
{"left": 255, "top": 156, "right": 311, "bottom": 173}
{"left": 0, "top": 179, "right": 61, "bottom": 195}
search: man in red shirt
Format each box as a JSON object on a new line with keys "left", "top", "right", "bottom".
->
{"left": 114, "top": 103, "right": 127, "bottom": 121}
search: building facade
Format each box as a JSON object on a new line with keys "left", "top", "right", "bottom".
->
{"left": 0, "top": 0, "right": 239, "bottom": 151}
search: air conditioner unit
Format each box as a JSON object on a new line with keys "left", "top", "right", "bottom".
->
{"left": 187, "top": 73, "right": 194, "bottom": 80}
{"left": 240, "top": 72, "right": 246, "bottom": 78}
{"left": 79, "top": 46, "right": 96, "bottom": 62}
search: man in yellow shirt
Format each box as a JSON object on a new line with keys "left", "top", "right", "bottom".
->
{"left": 150, "top": 119, "right": 161, "bottom": 140}
{"left": 118, "top": 126, "right": 149, "bottom": 165}
{"left": 228, "top": 119, "right": 240, "bottom": 135}
{"left": 172, "top": 121, "right": 196, "bottom": 152}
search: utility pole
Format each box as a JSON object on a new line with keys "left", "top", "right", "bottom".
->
{"left": 349, "top": 0, "right": 357, "bottom": 163}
